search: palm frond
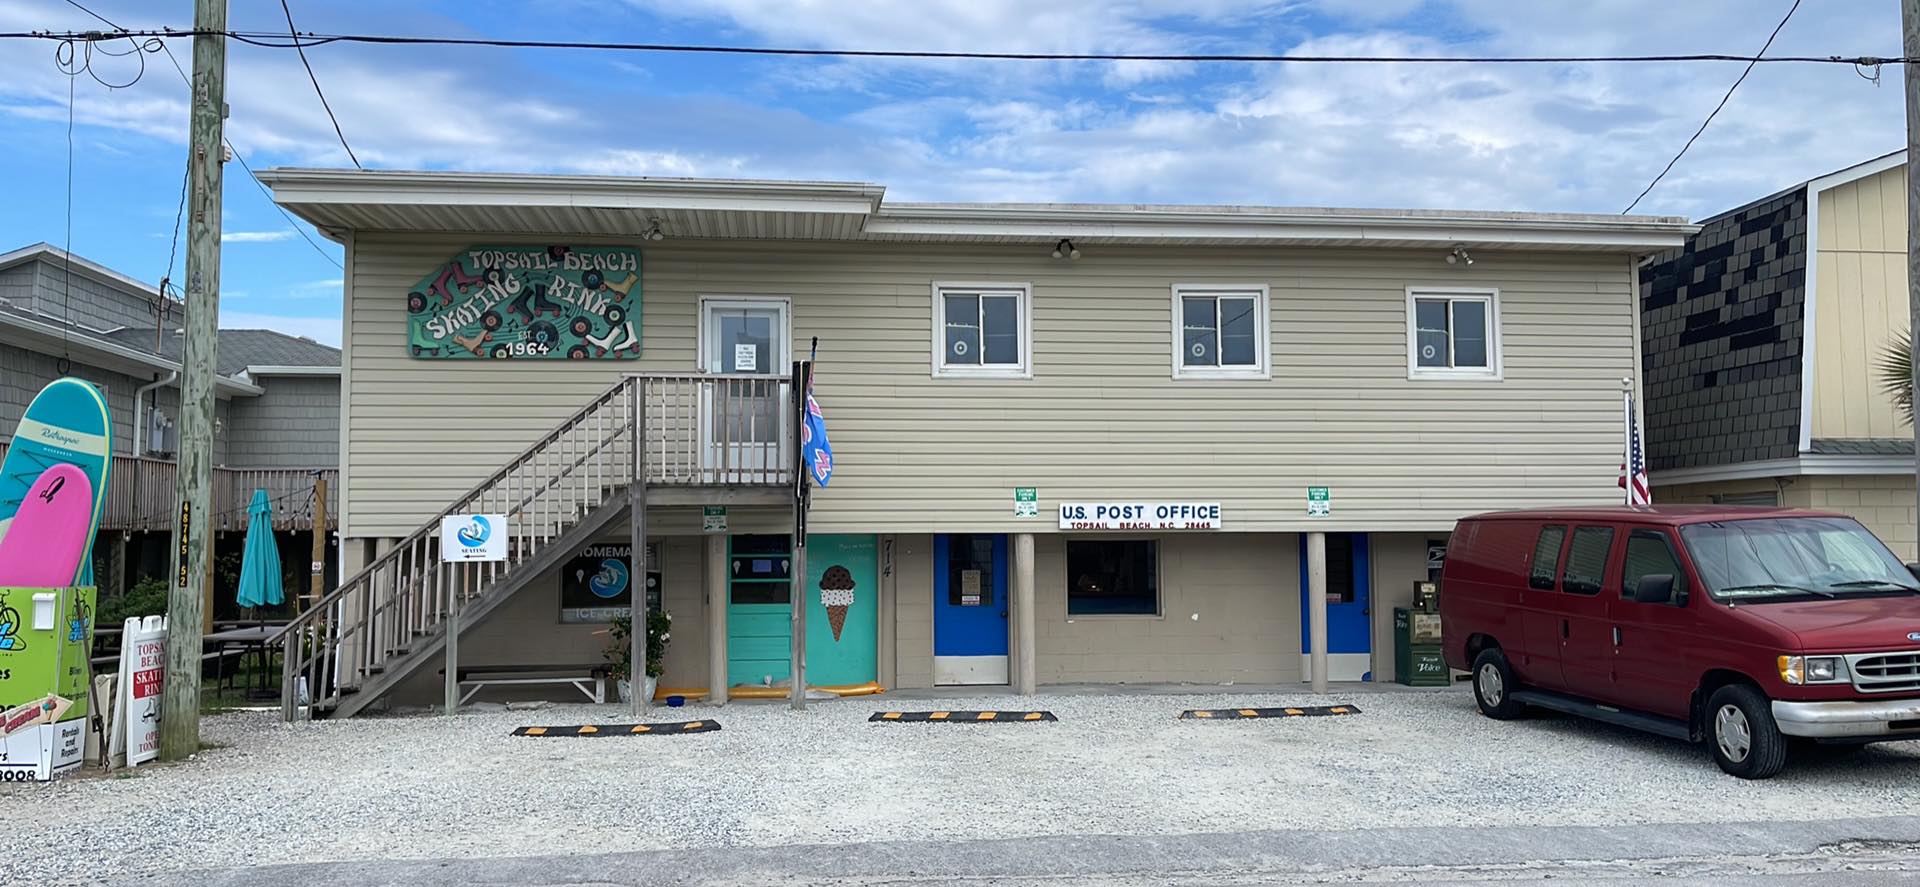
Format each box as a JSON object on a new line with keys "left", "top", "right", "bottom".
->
{"left": 1874, "top": 330, "right": 1916, "bottom": 428}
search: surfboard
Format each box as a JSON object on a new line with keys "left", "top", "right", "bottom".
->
{"left": 0, "top": 464, "right": 93, "bottom": 587}
{"left": 0, "top": 378, "right": 112, "bottom": 586}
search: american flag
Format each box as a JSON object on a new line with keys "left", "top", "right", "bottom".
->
{"left": 1619, "top": 391, "right": 1650, "bottom": 506}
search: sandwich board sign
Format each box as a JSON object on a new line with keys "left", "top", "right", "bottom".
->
{"left": 441, "top": 514, "right": 508, "bottom": 562}
{"left": 109, "top": 615, "right": 166, "bottom": 768}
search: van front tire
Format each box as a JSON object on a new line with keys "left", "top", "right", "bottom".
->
{"left": 1707, "top": 684, "right": 1788, "bottom": 779}
{"left": 1472, "top": 649, "right": 1526, "bottom": 720}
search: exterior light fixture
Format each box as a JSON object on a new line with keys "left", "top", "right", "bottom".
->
{"left": 1052, "top": 238, "right": 1081, "bottom": 260}
{"left": 644, "top": 218, "right": 667, "bottom": 242}
{"left": 1447, "top": 245, "right": 1473, "bottom": 266}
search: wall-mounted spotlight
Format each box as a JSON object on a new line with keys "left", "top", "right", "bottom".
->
{"left": 1051, "top": 238, "right": 1081, "bottom": 260}
{"left": 1446, "top": 245, "right": 1473, "bottom": 266}
{"left": 643, "top": 218, "right": 667, "bottom": 242}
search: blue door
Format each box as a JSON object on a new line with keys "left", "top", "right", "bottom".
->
{"left": 933, "top": 533, "right": 1009, "bottom": 685}
{"left": 1299, "top": 533, "right": 1373, "bottom": 682}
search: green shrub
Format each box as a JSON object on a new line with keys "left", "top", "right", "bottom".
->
{"left": 99, "top": 578, "right": 169, "bottom": 626}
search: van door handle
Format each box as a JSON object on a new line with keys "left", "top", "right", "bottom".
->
{"left": 1612, "top": 627, "right": 1622, "bottom": 646}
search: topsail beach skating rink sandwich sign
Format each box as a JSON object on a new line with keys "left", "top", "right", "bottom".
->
{"left": 407, "top": 245, "right": 644, "bottom": 360}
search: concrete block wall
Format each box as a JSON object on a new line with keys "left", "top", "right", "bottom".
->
{"left": 1806, "top": 475, "right": 1916, "bottom": 560}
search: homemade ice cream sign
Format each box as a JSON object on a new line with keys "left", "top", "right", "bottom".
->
{"left": 1059, "top": 503, "right": 1223, "bottom": 530}
{"left": 406, "top": 245, "right": 643, "bottom": 359}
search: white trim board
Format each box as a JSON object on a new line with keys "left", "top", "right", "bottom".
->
{"left": 1651, "top": 454, "right": 1914, "bottom": 486}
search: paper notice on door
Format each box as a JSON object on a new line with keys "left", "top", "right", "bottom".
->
{"left": 733, "top": 343, "right": 758, "bottom": 372}
{"left": 960, "top": 569, "right": 982, "bottom": 605}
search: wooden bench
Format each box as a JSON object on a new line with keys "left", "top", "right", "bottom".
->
{"left": 442, "top": 664, "right": 611, "bottom": 705}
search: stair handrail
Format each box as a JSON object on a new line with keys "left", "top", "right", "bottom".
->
{"left": 267, "top": 375, "right": 636, "bottom": 646}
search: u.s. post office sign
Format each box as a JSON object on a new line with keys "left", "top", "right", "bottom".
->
{"left": 407, "top": 245, "right": 643, "bottom": 360}
{"left": 1059, "top": 503, "right": 1223, "bottom": 531}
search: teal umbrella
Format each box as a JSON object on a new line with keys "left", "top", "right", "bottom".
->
{"left": 236, "top": 489, "right": 284, "bottom": 608}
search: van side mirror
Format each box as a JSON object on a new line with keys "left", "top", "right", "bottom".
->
{"left": 1907, "top": 563, "right": 1920, "bottom": 582}
{"left": 1633, "top": 574, "right": 1675, "bottom": 604}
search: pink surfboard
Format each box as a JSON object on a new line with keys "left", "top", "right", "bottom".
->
{"left": 0, "top": 464, "right": 94, "bottom": 587}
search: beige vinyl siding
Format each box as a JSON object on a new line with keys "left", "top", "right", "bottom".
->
{"left": 343, "top": 233, "right": 1638, "bottom": 538}
{"left": 1812, "top": 165, "right": 1910, "bottom": 440}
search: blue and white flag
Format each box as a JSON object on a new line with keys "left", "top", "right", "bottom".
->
{"left": 800, "top": 388, "right": 833, "bottom": 487}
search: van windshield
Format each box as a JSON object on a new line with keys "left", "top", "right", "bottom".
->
{"left": 1679, "top": 517, "right": 1917, "bottom": 602}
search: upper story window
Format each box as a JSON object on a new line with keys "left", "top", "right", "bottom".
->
{"left": 1407, "top": 287, "right": 1501, "bottom": 380}
{"left": 1173, "top": 285, "right": 1269, "bottom": 379}
{"left": 933, "top": 282, "right": 1031, "bottom": 378}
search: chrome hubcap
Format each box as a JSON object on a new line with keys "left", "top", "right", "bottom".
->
{"left": 1478, "top": 662, "right": 1505, "bottom": 706}
{"left": 1715, "top": 704, "right": 1752, "bottom": 762}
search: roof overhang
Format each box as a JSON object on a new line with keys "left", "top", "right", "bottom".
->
{"left": 260, "top": 168, "right": 1695, "bottom": 252}
{"left": 0, "top": 310, "right": 263, "bottom": 397}
{"left": 1651, "top": 454, "right": 1913, "bottom": 486}
{"left": 0, "top": 242, "right": 177, "bottom": 305}
{"left": 235, "top": 365, "right": 341, "bottom": 383}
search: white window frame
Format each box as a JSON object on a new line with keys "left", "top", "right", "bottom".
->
{"left": 1405, "top": 286, "right": 1502, "bottom": 381}
{"left": 931, "top": 281, "right": 1033, "bottom": 379}
{"left": 1171, "top": 284, "right": 1271, "bottom": 380}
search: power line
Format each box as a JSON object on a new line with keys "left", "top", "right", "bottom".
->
{"left": 277, "top": 0, "right": 360, "bottom": 169}
{"left": 58, "top": 2, "right": 341, "bottom": 270}
{"left": 8, "top": 26, "right": 1907, "bottom": 67}
{"left": 1622, "top": 0, "right": 1804, "bottom": 214}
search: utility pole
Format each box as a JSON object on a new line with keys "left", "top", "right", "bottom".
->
{"left": 1906, "top": 0, "right": 1920, "bottom": 562}
{"left": 308, "top": 472, "right": 328, "bottom": 612}
{"left": 161, "top": 0, "right": 226, "bottom": 761}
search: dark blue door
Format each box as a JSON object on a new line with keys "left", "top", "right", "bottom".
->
{"left": 933, "top": 533, "right": 1008, "bottom": 685}
{"left": 1299, "top": 533, "right": 1373, "bottom": 681}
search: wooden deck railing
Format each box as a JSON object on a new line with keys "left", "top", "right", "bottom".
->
{"left": 0, "top": 440, "right": 338, "bottom": 532}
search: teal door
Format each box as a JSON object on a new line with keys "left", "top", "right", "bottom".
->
{"left": 727, "top": 534, "right": 793, "bottom": 686}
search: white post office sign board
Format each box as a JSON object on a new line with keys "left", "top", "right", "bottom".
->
{"left": 1059, "top": 503, "right": 1222, "bottom": 530}
{"left": 441, "top": 514, "right": 509, "bottom": 562}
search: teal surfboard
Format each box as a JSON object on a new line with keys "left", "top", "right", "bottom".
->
{"left": 0, "top": 378, "right": 112, "bottom": 586}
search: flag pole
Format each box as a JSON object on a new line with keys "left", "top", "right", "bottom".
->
{"left": 1622, "top": 376, "right": 1634, "bottom": 506}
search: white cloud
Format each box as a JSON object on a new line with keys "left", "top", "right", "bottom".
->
{"left": 218, "top": 308, "right": 341, "bottom": 348}
{"left": 222, "top": 231, "right": 295, "bottom": 243}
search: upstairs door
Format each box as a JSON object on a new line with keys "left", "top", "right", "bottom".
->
{"left": 701, "top": 298, "right": 788, "bottom": 482}
{"left": 933, "top": 533, "right": 1010, "bottom": 685}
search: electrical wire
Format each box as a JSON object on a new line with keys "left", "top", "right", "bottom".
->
{"left": 278, "top": 0, "right": 360, "bottom": 169}
{"left": 7, "top": 26, "right": 1906, "bottom": 67}
{"left": 1622, "top": 0, "right": 1803, "bottom": 214}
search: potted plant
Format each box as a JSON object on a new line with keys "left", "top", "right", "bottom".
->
{"left": 606, "top": 610, "right": 671, "bottom": 704}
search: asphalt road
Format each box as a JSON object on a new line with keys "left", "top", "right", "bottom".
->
{"left": 150, "top": 816, "right": 1920, "bottom": 886}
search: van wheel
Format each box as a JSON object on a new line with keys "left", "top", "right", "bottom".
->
{"left": 1472, "top": 649, "right": 1525, "bottom": 720}
{"left": 1707, "top": 685, "right": 1788, "bottom": 779}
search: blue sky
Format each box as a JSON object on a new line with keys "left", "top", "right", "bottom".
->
{"left": 0, "top": 0, "right": 1905, "bottom": 347}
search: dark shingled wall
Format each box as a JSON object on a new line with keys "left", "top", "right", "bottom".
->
{"left": 1639, "top": 187, "right": 1807, "bottom": 471}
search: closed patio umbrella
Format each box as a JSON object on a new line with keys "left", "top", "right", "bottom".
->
{"left": 235, "top": 489, "right": 284, "bottom": 609}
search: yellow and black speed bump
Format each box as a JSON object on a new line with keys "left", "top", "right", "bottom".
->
{"left": 869, "top": 710, "right": 1056, "bottom": 723}
{"left": 511, "top": 720, "right": 721, "bottom": 737}
{"left": 1179, "top": 705, "right": 1360, "bottom": 720}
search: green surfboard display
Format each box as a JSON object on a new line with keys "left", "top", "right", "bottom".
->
{"left": 0, "top": 379, "right": 112, "bottom": 586}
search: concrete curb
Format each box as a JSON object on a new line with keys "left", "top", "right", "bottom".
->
{"left": 154, "top": 815, "right": 1920, "bottom": 886}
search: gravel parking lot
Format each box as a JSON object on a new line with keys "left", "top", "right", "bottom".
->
{"left": 10, "top": 687, "right": 1920, "bottom": 885}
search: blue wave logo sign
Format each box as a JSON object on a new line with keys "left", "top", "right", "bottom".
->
{"left": 456, "top": 516, "right": 492, "bottom": 549}
{"left": 589, "top": 559, "right": 629, "bottom": 599}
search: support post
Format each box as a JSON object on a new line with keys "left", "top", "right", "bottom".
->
{"left": 443, "top": 563, "right": 460, "bottom": 716}
{"left": 1307, "top": 531, "right": 1328, "bottom": 695}
{"left": 1905, "top": 0, "right": 1920, "bottom": 562}
{"left": 789, "top": 360, "right": 810, "bottom": 711}
{"left": 308, "top": 472, "right": 328, "bottom": 612}
{"left": 630, "top": 380, "right": 649, "bottom": 716}
{"left": 707, "top": 534, "right": 729, "bottom": 704}
{"left": 1012, "top": 532, "right": 1036, "bottom": 695}
{"left": 161, "top": 0, "right": 225, "bottom": 761}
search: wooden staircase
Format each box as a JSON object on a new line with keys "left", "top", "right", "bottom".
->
{"left": 273, "top": 372, "right": 794, "bottom": 720}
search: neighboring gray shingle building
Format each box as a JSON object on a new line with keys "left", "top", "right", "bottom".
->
{"left": 1644, "top": 151, "right": 1919, "bottom": 558}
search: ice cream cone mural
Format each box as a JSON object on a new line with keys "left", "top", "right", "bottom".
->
{"left": 820, "top": 565, "right": 855, "bottom": 642}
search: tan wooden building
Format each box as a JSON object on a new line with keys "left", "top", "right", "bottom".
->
{"left": 259, "top": 168, "right": 1691, "bottom": 715}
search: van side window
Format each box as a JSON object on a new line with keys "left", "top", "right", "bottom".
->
{"left": 1528, "top": 525, "right": 1567, "bottom": 590}
{"left": 1560, "top": 526, "right": 1614, "bottom": 596}
{"left": 1622, "top": 529, "right": 1687, "bottom": 602}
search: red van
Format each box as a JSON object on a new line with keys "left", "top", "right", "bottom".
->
{"left": 1440, "top": 505, "right": 1920, "bottom": 779}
